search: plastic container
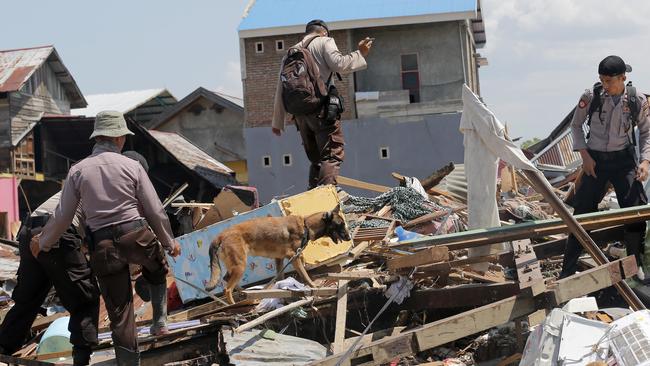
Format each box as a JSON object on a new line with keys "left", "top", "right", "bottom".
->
{"left": 37, "top": 316, "right": 72, "bottom": 356}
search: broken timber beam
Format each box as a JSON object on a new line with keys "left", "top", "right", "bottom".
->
{"left": 243, "top": 288, "right": 337, "bottom": 299}
{"left": 548, "top": 255, "right": 637, "bottom": 306}
{"left": 387, "top": 246, "right": 449, "bottom": 271}
{"left": 311, "top": 255, "right": 634, "bottom": 366}
{"left": 523, "top": 170, "right": 644, "bottom": 310}
{"left": 531, "top": 225, "right": 624, "bottom": 259}
{"left": 391, "top": 205, "right": 650, "bottom": 252}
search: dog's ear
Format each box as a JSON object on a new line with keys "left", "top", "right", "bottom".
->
{"left": 323, "top": 211, "right": 333, "bottom": 222}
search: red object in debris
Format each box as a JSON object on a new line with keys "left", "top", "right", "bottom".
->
{"left": 167, "top": 281, "right": 183, "bottom": 312}
{"left": 389, "top": 359, "right": 399, "bottom": 366}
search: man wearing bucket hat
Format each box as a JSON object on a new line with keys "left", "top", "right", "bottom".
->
{"left": 31, "top": 111, "right": 181, "bottom": 365}
{"left": 562, "top": 56, "right": 650, "bottom": 279}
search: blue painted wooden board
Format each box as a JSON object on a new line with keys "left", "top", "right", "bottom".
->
{"left": 168, "top": 201, "right": 286, "bottom": 303}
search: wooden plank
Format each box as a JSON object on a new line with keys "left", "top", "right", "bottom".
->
{"left": 338, "top": 176, "right": 390, "bottom": 193}
{"left": 333, "top": 280, "right": 349, "bottom": 354}
{"left": 309, "top": 295, "right": 537, "bottom": 366}
{"left": 403, "top": 282, "right": 520, "bottom": 310}
{"left": 325, "top": 270, "right": 381, "bottom": 280}
{"left": 549, "top": 255, "right": 637, "bottom": 305}
{"left": 235, "top": 298, "right": 313, "bottom": 333}
{"left": 391, "top": 205, "right": 650, "bottom": 252}
{"left": 243, "top": 288, "right": 337, "bottom": 299}
{"left": 531, "top": 225, "right": 623, "bottom": 260}
{"left": 512, "top": 240, "right": 544, "bottom": 290}
{"left": 387, "top": 246, "right": 449, "bottom": 271}
{"left": 311, "top": 257, "right": 636, "bottom": 366}
{"left": 523, "top": 170, "right": 644, "bottom": 310}
{"left": 0, "top": 354, "right": 58, "bottom": 365}
{"left": 32, "top": 312, "right": 69, "bottom": 332}
{"left": 410, "top": 251, "right": 514, "bottom": 277}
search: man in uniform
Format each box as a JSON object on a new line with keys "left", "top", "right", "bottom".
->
{"left": 272, "top": 19, "right": 373, "bottom": 189}
{"left": 562, "top": 55, "right": 650, "bottom": 278}
{"left": 0, "top": 194, "right": 99, "bottom": 366}
{"left": 31, "top": 111, "right": 181, "bottom": 365}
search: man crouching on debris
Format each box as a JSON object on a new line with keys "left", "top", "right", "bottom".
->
{"left": 562, "top": 56, "right": 650, "bottom": 279}
{"left": 31, "top": 111, "right": 181, "bottom": 365}
{"left": 272, "top": 19, "right": 373, "bottom": 189}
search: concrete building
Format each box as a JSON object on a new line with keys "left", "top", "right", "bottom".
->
{"left": 239, "top": 0, "right": 487, "bottom": 202}
{"left": 149, "top": 87, "right": 247, "bottom": 183}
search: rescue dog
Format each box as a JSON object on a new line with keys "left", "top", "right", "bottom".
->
{"left": 205, "top": 205, "right": 350, "bottom": 304}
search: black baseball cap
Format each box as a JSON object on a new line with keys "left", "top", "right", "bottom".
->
{"left": 306, "top": 19, "right": 329, "bottom": 35}
{"left": 598, "top": 55, "right": 632, "bottom": 76}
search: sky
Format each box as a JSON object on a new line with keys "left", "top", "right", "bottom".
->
{"left": 2, "top": 0, "right": 649, "bottom": 142}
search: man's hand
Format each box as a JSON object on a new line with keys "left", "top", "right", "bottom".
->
{"left": 637, "top": 160, "right": 650, "bottom": 182}
{"left": 30, "top": 234, "right": 41, "bottom": 258}
{"left": 169, "top": 240, "right": 182, "bottom": 257}
{"left": 358, "top": 38, "right": 373, "bottom": 57}
{"left": 272, "top": 127, "right": 282, "bottom": 137}
{"left": 580, "top": 149, "right": 597, "bottom": 178}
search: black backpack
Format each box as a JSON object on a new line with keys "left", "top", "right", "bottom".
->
{"left": 586, "top": 81, "right": 640, "bottom": 146}
{"left": 280, "top": 36, "right": 328, "bottom": 115}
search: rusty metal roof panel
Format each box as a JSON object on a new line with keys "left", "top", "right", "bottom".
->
{"left": 0, "top": 46, "right": 53, "bottom": 92}
{"left": 0, "top": 45, "right": 87, "bottom": 107}
{"left": 147, "top": 130, "right": 235, "bottom": 185}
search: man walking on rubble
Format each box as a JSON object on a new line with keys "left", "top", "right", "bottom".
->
{"left": 31, "top": 111, "right": 182, "bottom": 365}
{"left": 272, "top": 19, "right": 373, "bottom": 189}
{"left": 0, "top": 195, "right": 99, "bottom": 366}
{"left": 561, "top": 55, "right": 650, "bottom": 279}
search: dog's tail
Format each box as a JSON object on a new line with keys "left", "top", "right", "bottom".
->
{"left": 205, "top": 236, "right": 223, "bottom": 291}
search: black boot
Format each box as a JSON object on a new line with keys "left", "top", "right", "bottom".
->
{"left": 624, "top": 231, "right": 646, "bottom": 281}
{"left": 72, "top": 345, "right": 92, "bottom": 366}
{"left": 114, "top": 346, "right": 140, "bottom": 366}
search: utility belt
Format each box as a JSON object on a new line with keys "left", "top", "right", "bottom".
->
{"left": 588, "top": 146, "right": 636, "bottom": 163}
{"left": 90, "top": 219, "right": 147, "bottom": 250}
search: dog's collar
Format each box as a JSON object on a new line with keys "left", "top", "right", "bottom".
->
{"left": 300, "top": 219, "right": 310, "bottom": 249}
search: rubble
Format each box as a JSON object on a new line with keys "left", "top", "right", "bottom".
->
{"left": 1, "top": 157, "right": 649, "bottom": 366}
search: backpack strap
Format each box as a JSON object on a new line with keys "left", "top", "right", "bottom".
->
{"left": 301, "top": 35, "right": 321, "bottom": 49}
{"left": 626, "top": 81, "right": 639, "bottom": 147}
{"left": 585, "top": 82, "right": 603, "bottom": 140}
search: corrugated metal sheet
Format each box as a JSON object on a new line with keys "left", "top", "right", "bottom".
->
{"left": 0, "top": 46, "right": 86, "bottom": 107}
{"left": 239, "top": 0, "right": 485, "bottom": 46}
{"left": 72, "top": 89, "right": 177, "bottom": 120}
{"left": 534, "top": 129, "right": 582, "bottom": 170}
{"left": 147, "top": 130, "right": 235, "bottom": 185}
{"left": 437, "top": 164, "right": 467, "bottom": 203}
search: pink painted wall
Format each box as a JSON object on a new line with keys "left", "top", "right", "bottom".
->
{"left": 0, "top": 176, "right": 19, "bottom": 239}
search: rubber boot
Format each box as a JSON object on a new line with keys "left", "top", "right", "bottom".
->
{"left": 114, "top": 346, "right": 140, "bottom": 366}
{"left": 149, "top": 282, "right": 169, "bottom": 336}
{"left": 624, "top": 231, "right": 646, "bottom": 281}
{"left": 134, "top": 276, "right": 150, "bottom": 302}
{"left": 72, "top": 345, "right": 92, "bottom": 366}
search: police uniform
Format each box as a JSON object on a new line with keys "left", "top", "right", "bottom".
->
{"left": 272, "top": 20, "right": 368, "bottom": 189}
{"left": 0, "top": 195, "right": 99, "bottom": 366}
{"left": 562, "top": 58, "right": 650, "bottom": 278}
{"left": 37, "top": 111, "right": 176, "bottom": 365}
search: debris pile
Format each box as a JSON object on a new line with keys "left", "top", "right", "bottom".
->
{"left": 0, "top": 162, "right": 649, "bottom": 366}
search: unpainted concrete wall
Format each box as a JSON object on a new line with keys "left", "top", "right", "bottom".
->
{"left": 245, "top": 113, "right": 464, "bottom": 203}
{"left": 353, "top": 21, "right": 467, "bottom": 103}
{"left": 157, "top": 97, "right": 245, "bottom": 163}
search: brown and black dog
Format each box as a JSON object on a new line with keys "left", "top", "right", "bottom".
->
{"left": 205, "top": 205, "right": 350, "bottom": 304}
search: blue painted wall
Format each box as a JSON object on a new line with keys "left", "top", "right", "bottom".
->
{"left": 245, "top": 113, "right": 464, "bottom": 203}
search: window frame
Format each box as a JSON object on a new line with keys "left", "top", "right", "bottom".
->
{"left": 275, "top": 40, "right": 285, "bottom": 52}
{"left": 262, "top": 155, "right": 271, "bottom": 167}
{"left": 400, "top": 53, "right": 421, "bottom": 103}
{"left": 255, "top": 41, "right": 264, "bottom": 54}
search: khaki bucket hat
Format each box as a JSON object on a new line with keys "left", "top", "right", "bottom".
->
{"left": 89, "top": 110, "right": 135, "bottom": 139}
